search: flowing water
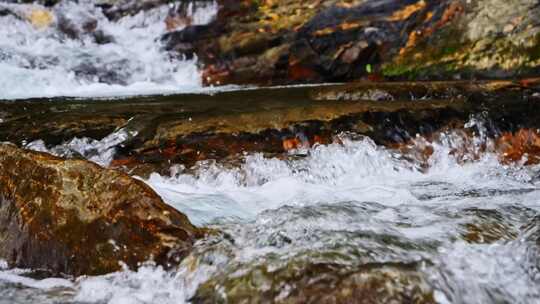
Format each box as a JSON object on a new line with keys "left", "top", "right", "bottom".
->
{"left": 0, "top": 0, "right": 218, "bottom": 100}
{"left": 1, "top": 120, "right": 540, "bottom": 303}
{"left": 1, "top": 1, "right": 540, "bottom": 303}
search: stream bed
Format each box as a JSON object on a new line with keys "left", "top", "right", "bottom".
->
{"left": 0, "top": 0, "right": 539, "bottom": 303}
{"left": 0, "top": 103, "right": 539, "bottom": 303}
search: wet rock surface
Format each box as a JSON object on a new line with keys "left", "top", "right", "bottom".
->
{"left": 179, "top": 195, "right": 539, "bottom": 303}
{"left": 1, "top": 1, "right": 539, "bottom": 303}
{"left": 0, "top": 143, "right": 201, "bottom": 276}
{"left": 1, "top": 80, "right": 539, "bottom": 175}
{"left": 164, "top": 0, "right": 540, "bottom": 85}
{"left": 192, "top": 261, "right": 435, "bottom": 304}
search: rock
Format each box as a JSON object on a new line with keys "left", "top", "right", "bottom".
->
{"left": 54, "top": 4, "right": 110, "bottom": 43}
{"left": 73, "top": 59, "right": 130, "bottom": 85}
{"left": 496, "top": 128, "right": 540, "bottom": 165}
{"left": 56, "top": 13, "right": 100, "bottom": 41}
{"left": 1, "top": 80, "right": 539, "bottom": 176}
{"left": 162, "top": 24, "right": 215, "bottom": 59}
{"left": 0, "top": 143, "right": 202, "bottom": 276}
{"left": 166, "top": 0, "right": 540, "bottom": 85}
{"left": 96, "top": 0, "right": 168, "bottom": 20}
{"left": 26, "top": 7, "right": 54, "bottom": 29}
{"left": 192, "top": 261, "right": 435, "bottom": 303}
{"left": 98, "top": 0, "right": 214, "bottom": 21}
{"left": 460, "top": 208, "right": 519, "bottom": 244}
{"left": 3, "top": 0, "right": 59, "bottom": 7}
{"left": 387, "top": 0, "right": 540, "bottom": 80}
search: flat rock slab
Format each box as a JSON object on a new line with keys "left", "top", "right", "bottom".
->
{"left": 0, "top": 80, "right": 538, "bottom": 174}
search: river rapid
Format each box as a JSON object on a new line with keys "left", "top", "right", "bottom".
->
{"left": 0, "top": 119, "right": 539, "bottom": 303}
{"left": 0, "top": 0, "right": 218, "bottom": 100}
{"left": 0, "top": 1, "right": 539, "bottom": 304}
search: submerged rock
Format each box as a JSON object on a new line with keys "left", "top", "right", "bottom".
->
{"left": 3, "top": 0, "right": 59, "bottom": 7}
{"left": 0, "top": 143, "right": 201, "bottom": 276}
{"left": 192, "top": 260, "right": 435, "bottom": 304}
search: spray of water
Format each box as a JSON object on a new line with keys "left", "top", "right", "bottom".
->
{"left": 0, "top": 0, "right": 218, "bottom": 100}
{"left": 5, "top": 118, "right": 538, "bottom": 303}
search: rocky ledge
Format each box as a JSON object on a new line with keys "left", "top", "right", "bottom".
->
{"left": 163, "top": 0, "right": 540, "bottom": 85}
{"left": 0, "top": 143, "right": 202, "bottom": 276}
{"left": 1, "top": 80, "right": 539, "bottom": 176}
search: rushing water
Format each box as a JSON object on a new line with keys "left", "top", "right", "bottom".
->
{"left": 0, "top": 0, "right": 218, "bottom": 99}
{"left": 1, "top": 119, "right": 539, "bottom": 303}
{"left": 1, "top": 1, "right": 539, "bottom": 303}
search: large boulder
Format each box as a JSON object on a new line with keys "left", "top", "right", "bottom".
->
{"left": 0, "top": 143, "right": 202, "bottom": 276}
{"left": 165, "top": 0, "right": 540, "bottom": 85}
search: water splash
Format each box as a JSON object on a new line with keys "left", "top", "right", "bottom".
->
{"left": 147, "top": 131, "right": 538, "bottom": 225}
{"left": 25, "top": 128, "right": 135, "bottom": 167}
{"left": 0, "top": 0, "right": 218, "bottom": 100}
{"left": 2, "top": 126, "right": 540, "bottom": 303}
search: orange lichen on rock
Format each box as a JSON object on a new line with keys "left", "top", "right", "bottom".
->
{"left": 400, "top": 30, "right": 423, "bottom": 55}
{"left": 283, "top": 137, "right": 302, "bottom": 151}
{"left": 398, "top": 2, "right": 464, "bottom": 56}
{"left": 283, "top": 134, "right": 331, "bottom": 151}
{"left": 437, "top": 2, "right": 464, "bottom": 28}
{"left": 340, "top": 21, "right": 363, "bottom": 31}
{"left": 202, "top": 65, "right": 231, "bottom": 86}
{"left": 312, "top": 21, "right": 365, "bottom": 36}
{"left": 387, "top": 0, "right": 426, "bottom": 21}
{"left": 110, "top": 157, "right": 136, "bottom": 167}
{"left": 519, "top": 77, "right": 540, "bottom": 87}
{"left": 496, "top": 129, "right": 540, "bottom": 164}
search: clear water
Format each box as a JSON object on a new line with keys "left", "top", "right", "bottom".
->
{"left": 0, "top": 0, "right": 218, "bottom": 100}
{"left": 2, "top": 122, "right": 539, "bottom": 303}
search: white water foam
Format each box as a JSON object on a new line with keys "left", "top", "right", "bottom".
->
{"left": 25, "top": 128, "right": 134, "bottom": 167}
{"left": 146, "top": 133, "right": 538, "bottom": 226}
{"left": 67, "top": 133, "right": 540, "bottom": 303}
{"left": 0, "top": 0, "right": 218, "bottom": 100}
{"left": 2, "top": 129, "right": 540, "bottom": 303}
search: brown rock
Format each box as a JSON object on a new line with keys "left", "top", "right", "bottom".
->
{"left": 165, "top": 0, "right": 540, "bottom": 85}
{"left": 192, "top": 261, "right": 435, "bottom": 304}
{"left": 2, "top": 81, "right": 540, "bottom": 176}
{"left": 496, "top": 129, "right": 540, "bottom": 165}
{"left": 0, "top": 143, "right": 201, "bottom": 276}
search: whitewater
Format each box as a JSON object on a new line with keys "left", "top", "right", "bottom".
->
{"left": 0, "top": 0, "right": 218, "bottom": 100}
{"left": 0, "top": 122, "right": 538, "bottom": 303}
{"left": 0, "top": 1, "right": 539, "bottom": 304}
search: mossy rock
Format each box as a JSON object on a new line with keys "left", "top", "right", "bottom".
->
{"left": 0, "top": 143, "right": 202, "bottom": 276}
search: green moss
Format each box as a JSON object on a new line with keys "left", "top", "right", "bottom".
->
{"left": 384, "top": 25, "right": 469, "bottom": 80}
{"left": 381, "top": 64, "right": 419, "bottom": 78}
{"left": 526, "top": 33, "right": 540, "bottom": 61}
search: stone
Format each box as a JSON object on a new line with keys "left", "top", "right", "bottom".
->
{"left": 1, "top": 80, "right": 539, "bottom": 176}
{"left": 192, "top": 261, "right": 435, "bottom": 303}
{"left": 0, "top": 143, "right": 202, "bottom": 276}
{"left": 496, "top": 129, "right": 540, "bottom": 165}
{"left": 164, "top": 0, "right": 540, "bottom": 85}
{"left": 27, "top": 8, "right": 54, "bottom": 29}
